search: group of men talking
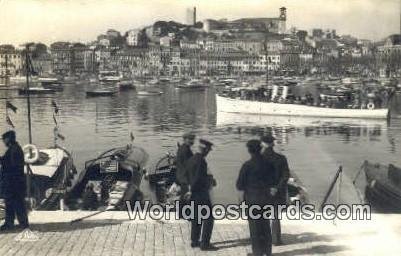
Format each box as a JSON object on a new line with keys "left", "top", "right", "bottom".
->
{"left": 175, "top": 132, "right": 290, "bottom": 256}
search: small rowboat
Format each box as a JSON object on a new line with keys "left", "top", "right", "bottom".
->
{"left": 18, "top": 87, "right": 56, "bottom": 95}
{"left": 64, "top": 145, "right": 148, "bottom": 210}
{"left": 86, "top": 90, "right": 116, "bottom": 97}
{"left": 137, "top": 90, "right": 163, "bottom": 96}
{"left": 363, "top": 161, "right": 401, "bottom": 213}
{"left": 118, "top": 81, "right": 136, "bottom": 91}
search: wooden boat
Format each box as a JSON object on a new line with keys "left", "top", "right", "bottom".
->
{"left": 86, "top": 89, "right": 116, "bottom": 97}
{"left": 363, "top": 161, "right": 401, "bottom": 213}
{"left": 118, "top": 81, "right": 136, "bottom": 91}
{"left": 216, "top": 94, "right": 389, "bottom": 119}
{"left": 137, "top": 90, "right": 163, "bottom": 96}
{"left": 42, "top": 82, "right": 64, "bottom": 91}
{"left": 98, "top": 71, "right": 122, "bottom": 82}
{"left": 176, "top": 79, "right": 208, "bottom": 90}
{"left": 18, "top": 87, "right": 56, "bottom": 95}
{"left": 64, "top": 145, "right": 148, "bottom": 210}
{"left": 146, "top": 152, "right": 307, "bottom": 205}
{"left": 27, "top": 146, "right": 78, "bottom": 210}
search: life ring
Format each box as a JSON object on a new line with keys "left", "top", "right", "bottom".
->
{"left": 23, "top": 144, "right": 39, "bottom": 164}
{"left": 367, "top": 102, "right": 375, "bottom": 110}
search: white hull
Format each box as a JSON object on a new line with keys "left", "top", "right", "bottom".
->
{"left": 216, "top": 95, "right": 389, "bottom": 119}
{"left": 216, "top": 111, "right": 387, "bottom": 128}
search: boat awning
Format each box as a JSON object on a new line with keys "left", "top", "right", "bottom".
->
{"left": 25, "top": 148, "right": 66, "bottom": 178}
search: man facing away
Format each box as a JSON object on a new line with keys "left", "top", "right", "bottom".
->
{"left": 0, "top": 130, "right": 29, "bottom": 231}
{"left": 175, "top": 132, "right": 195, "bottom": 196}
{"left": 237, "top": 139, "right": 276, "bottom": 256}
{"left": 261, "top": 134, "right": 290, "bottom": 246}
{"left": 185, "top": 139, "right": 218, "bottom": 251}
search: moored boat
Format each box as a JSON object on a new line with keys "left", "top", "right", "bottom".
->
{"left": 86, "top": 89, "right": 116, "bottom": 97}
{"left": 118, "top": 81, "right": 136, "bottom": 91}
{"left": 26, "top": 146, "right": 78, "bottom": 210}
{"left": 98, "top": 71, "right": 122, "bottom": 82}
{"left": 18, "top": 87, "right": 56, "bottom": 95}
{"left": 136, "top": 90, "right": 163, "bottom": 96}
{"left": 176, "top": 79, "right": 208, "bottom": 90}
{"left": 64, "top": 144, "right": 148, "bottom": 210}
{"left": 362, "top": 161, "right": 401, "bottom": 213}
{"left": 216, "top": 90, "right": 390, "bottom": 119}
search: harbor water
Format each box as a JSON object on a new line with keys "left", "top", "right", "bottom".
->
{"left": 1, "top": 82, "right": 401, "bottom": 206}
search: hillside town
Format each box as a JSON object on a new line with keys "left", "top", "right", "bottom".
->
{"left": 0, "top": 7, "right": 400, "bottom": 80}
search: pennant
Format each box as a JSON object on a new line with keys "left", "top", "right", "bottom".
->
{"left": 57, "top": 133, "right": 65, "bottom": 141}
{"left": 51, "top": 100, "right": 59, "bottom": 114}
{"left": 6, "top": 115, "right": 15, "bottom": 128}
{"left": 6, "top": 101, "right": 17, "bottom": 113}
{"left": 27, "top": 56, "right": 38, "bottom": 76}
{"left": 53, "top": 113, "right": 58, "bottom": 125}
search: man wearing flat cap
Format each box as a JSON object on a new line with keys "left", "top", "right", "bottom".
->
{"left": 175, "top": 132, "right": 196, "bottom": 197}
{"left": 237, "top": 139, "right": 276, "bottom": 256}
{"left": 186, "top": 139, "right": 217, "bottom": 251}
{"left": 261, "top": 134, "right": 290, "bottom": 246}
{"left": 0, "top": 130, "right": 29, "bottom": 231}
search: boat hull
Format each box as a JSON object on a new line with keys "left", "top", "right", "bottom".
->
{"left": 216, "top": 94, "right": 389, "bottom": 119}
{"left": 363, "top": 162, "right": 401, "bottom": 213}
{"left": 86, "top": 91, "right": 116, "bottom": 97}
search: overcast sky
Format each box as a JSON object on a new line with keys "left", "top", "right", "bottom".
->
{"left": 0, "top": 0, "right": 400, "bottom": 45}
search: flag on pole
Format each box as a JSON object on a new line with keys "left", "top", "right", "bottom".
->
{"left": 51, "top": 100, "right": 59, "bottom": 114}
{"left": 53, "top": 113, "right": 58, "bottom": 125}
{"left": 6, "top": 101, "right": 17, "bottom": 113}
{"left": 6, "top": 115, "right": 15, "bottom": 128}
{"left": 57, "top": 133, "right": 66, "bottom": 141}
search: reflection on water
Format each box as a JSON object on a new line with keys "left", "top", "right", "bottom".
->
{"left": 1, "top": 84, "right": 401, "bottom": 206}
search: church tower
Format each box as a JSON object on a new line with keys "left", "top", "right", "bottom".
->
{"left": 279, "top": 7, "right": 287, "bottom": 21}
{"left": 278, "top": 7, "right": 287, "bottom": 34}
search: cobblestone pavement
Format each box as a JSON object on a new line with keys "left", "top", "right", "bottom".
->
{"left": 0, "top": 211, "right": 400, "bottom": 256}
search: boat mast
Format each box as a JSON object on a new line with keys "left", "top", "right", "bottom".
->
{"left": 24, "top": 44, "right": 34, "bottom": 206}
{"left": 5, "top": 55, "right": 9, "bottom": 126}
{"left": 25, "top": 44, "right": 33, "bottom": 144}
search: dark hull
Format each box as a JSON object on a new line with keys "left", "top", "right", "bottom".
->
{"left": 364, "top": 162, "right": 401, "bottom": 213}
{"left": 42, "top": 83, "right": 64, "bottom": 92}
{"left": 86, "top": 91, "right": 116, "bottom": 97}
{"left": 65, "top": 146, "right": 147, "bottom": 210}
{"left": 18, "top": 88, "right": 56, "bottom": 95}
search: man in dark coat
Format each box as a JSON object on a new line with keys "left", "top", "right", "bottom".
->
{"left": 261, "top": 134, "right": 290, "bottom": 246}
{"left": 237, "top": 139, "right": 276, "bottom": 256}
{"left": 175, "top": 132, "right": 195, "bottom": 196}
{"left": 0, "top": 130, "right": 29, "bottom": 231}
{"left": 186, "top": 139, "right": 217, "bottom": 251}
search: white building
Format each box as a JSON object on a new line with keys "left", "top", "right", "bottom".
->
{"left": 127, "top": 29, "right": 143, "bottom": 47}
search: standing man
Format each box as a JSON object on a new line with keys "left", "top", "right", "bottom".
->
{"left": 236, "top": 140, "right": 276, "bottom": 256}
{"left": 186, "top": 139, "right": 217, "bottom": 251}
{"left": 175, "top": 132, "right": 195, "bottom": 196}
{"left": 0, "top": 131, "right": 29, "bottom": 231}
{"left": 261, "top": 134, "right": 290, "bottom": 246}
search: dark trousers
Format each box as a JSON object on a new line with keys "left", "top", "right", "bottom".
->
{"left": 245, "top": 190, "right": 273, "bottom": 256}
{"left": 190, "top": 191, "right": 214, "bottom": 245}
{"left": 271, "top": 218, "right": 281, "bottom": 244}
{"left": 248, "top": 218, "right": 272, "bottom": 256}
{"left": 4, "top": 195, "right": 29, "bottom": 228}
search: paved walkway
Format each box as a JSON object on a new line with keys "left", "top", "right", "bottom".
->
{"left": 0, "top": 211, "right": 400, "bottom": 256}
